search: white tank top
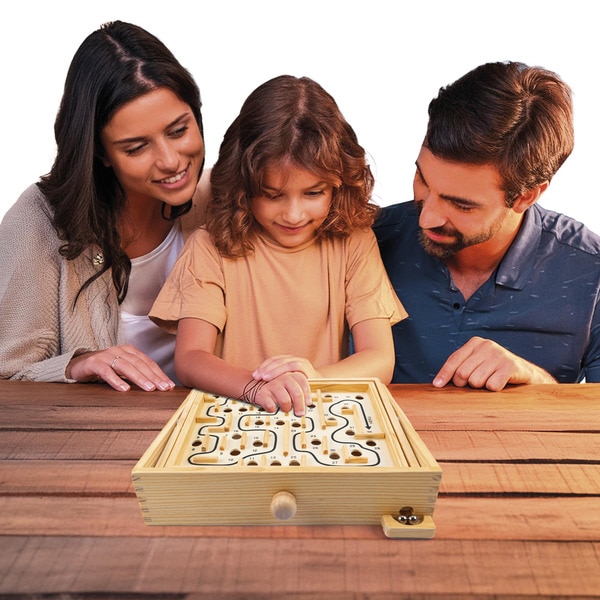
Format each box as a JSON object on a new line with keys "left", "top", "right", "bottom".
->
{"left": 121, "top": 226, "right": 184, "bottom": 383}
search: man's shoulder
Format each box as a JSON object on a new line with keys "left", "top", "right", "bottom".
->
{"left": 373, "top": 201, "right": 418, "bottom": 243}
{"left": 535, "top": 204, "right": 600, "bottom": 257}
{"left": 376, "top": 201, "right": 416, "bottom": 223}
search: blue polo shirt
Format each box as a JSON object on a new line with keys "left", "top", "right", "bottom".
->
{"left": 374, "top": 201, "right": 600, "bottom": 384}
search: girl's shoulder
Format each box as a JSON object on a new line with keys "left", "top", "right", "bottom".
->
{"left": 340, "top": 226, "right": 377, "bottom": 250}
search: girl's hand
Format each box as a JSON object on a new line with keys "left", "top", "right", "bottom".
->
{"left": 248, "top": 371, "right": 313, "bottom": 416}
{"left": 67, "top": 344, "right": 175, "bottom": 392}
{"left": 252, "top": 354, "right": 321, "bottom": 382}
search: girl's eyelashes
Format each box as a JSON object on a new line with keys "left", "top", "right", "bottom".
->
{"left": 262, "top": 190, "right": 282, "bottom": 200}
{"left": 261, "top": 189, "right": 327, "bottom": 200}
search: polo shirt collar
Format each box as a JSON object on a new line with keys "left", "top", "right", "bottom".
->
{"left": 495, "top": 205, "right": 541, "bottom": 290}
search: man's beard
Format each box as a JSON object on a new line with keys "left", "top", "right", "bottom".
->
{"left": 418, "top": 228, "right": 471, "bottom": 259}
{"left": 418, "top": 213, "right": 508, "bottom": 260}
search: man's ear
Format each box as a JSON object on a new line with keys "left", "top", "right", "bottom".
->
{"left": 513, "top": 181, "right": 549, "bottom": 214}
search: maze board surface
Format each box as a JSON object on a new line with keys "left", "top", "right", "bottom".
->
{"left": 132, "top": 379, "right": 442, "bottom": 539}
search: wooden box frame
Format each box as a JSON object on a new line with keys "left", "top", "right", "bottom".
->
{"left": 132, "top": 378, "right": 442, "bottom": 538}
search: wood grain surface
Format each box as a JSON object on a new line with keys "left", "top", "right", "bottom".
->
{"left": 1, "top": 380, "right": 599, "bottom": 598}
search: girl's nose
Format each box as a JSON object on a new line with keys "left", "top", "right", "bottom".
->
{"left": 281, "top": 198, "right": 304, "bottom": 224}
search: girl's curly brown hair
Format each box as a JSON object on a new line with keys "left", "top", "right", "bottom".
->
{"left": 207, "top": 75, "right": 378, "bottom": 257}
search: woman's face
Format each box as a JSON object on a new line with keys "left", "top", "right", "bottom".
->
{"left": 100, "top": 87, "right": 204, "bottom": 207}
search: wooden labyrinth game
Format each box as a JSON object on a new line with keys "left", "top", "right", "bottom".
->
{"left": 132, "top": 378, "right": 442, "bottom": 538}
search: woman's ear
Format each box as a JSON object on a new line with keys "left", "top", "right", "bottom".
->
{"left": 98, "top": 153, "right": 112, "bottom": 168}
{"left": 512, "top": 181, "right": 549, "bottom": 214}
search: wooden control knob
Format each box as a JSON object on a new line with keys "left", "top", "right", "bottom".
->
{"left": 270, "top": 491, "right": 297, "bottom": 520}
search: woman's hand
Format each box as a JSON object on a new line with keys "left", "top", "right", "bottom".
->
{"left": 66, "top": 344, "right": 175, "bottom": 392}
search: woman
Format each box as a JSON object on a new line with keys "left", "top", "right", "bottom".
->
{"left": 0, "top": 21, "right": 207, "bottom": 392}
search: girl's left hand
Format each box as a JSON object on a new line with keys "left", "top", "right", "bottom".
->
{"left": 252, "top": 355, "right": 321, "bottom": 382}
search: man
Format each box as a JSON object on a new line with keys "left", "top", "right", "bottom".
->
{"left": 374, "top": 61, "right": 600, "bottom": 390}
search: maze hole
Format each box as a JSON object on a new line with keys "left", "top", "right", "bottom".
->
{"left": 247, "top": 461, "right": 258, "bottom": 466}
{"left": 230, "top": 449, "right": 241, "bottom": 456}
{"left": 270, "top": 461, "right": 282, "bottom": 466}
{"left": 289, "top": 460, "right": 300, "bottom": 466}
{"left": 253, "top": 440, "right": 263, "bottom": 447}
{"left": 346, "top": 429, "right": 355, "bottom": 436}
{"left": 330, "top": 452, "right": 340, "bottom": 460}
{"left": 232, "top": 433, "right": 241, "bottom": 440}
{"left": 311, "top": 439, "right": 321, "bottom": 446}
{"left": 366, "top": 440, "right": 377, "bottom": 447}
{"left": 351, "top": 450, "right": 362, "bottom": 457}
{"left": 192, "top": 440, "right": 201, "bottom": 447}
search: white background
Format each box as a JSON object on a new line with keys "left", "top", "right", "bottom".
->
{"left": 1, "top": 0, "right": 598, "bottom": 232}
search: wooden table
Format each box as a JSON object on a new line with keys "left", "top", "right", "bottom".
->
{"left": 1, "top": 380, "right": 599, "bottom": 598}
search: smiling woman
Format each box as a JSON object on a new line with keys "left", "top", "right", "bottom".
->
{"left": 0, "top": 21, "right": 208, "bottom": 392}
{"left": 99, "top": 88, "right": 205, "bottom": 259}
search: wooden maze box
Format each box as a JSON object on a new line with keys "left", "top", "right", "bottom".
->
{"left": 132, "top": 378, "right": 442, "bottom": 538}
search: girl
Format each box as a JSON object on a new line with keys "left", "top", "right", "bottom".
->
{"left": 0, "top": 21, "right": 207, "bottom": 392}
{"left": 150, "top": 75, "right": 406, "bottom": 414}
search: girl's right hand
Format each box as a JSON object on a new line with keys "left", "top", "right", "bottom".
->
{"left": 251, "top": 371, "right": 313, "bottom": 416}
{"left": 66, "top": 344, "right": 175, "bottom": 392}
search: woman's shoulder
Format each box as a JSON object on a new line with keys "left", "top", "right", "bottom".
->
{"left": 0, "top": 184, "right": 62, "bottom": 275}
{"left": 1, "top": 183, "right": 56, "bottom": 239}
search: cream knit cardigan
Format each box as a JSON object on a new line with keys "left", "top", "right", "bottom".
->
{"left": 0, "top": 182, "right": 207, "bottom": 382}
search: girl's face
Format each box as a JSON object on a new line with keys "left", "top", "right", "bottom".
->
{"left": 250, "top": 163, "right": 334, "bottom": 249}
{"left": 100, "top": 87, "right": 204, "bottom": 208}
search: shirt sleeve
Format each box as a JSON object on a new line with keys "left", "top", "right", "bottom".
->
{"left": 583, "top": 295, "right": 600, "bottom": 382}
{"left": 344, "top": 228, "right": 408, "bottom": 329}
{"left": 0, "top": 188, "right": 78, "bottom": 382}
{"left": 149, "top": 228, "right": 227, "bottom": 334}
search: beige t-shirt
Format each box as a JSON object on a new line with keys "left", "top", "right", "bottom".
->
{"left": 150, "top": 227, "right": 406, "bottom": 371}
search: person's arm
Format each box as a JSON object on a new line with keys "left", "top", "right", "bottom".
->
{"left": 252, "top": 317, "right": 395, "bottom": 384}
{"left": 581, "top": 297, "right": 600, "bottom": 383}
{"left": 432, "top": 336, "right": 557, "bottom": 391}
{"left": 0, "top": 189, "right": 175, "bottom": 392}
{"left": 174, "top": 317, "right": 312, "bottom": 415}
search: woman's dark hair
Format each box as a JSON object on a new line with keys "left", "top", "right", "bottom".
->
{"left": 208, "top": 75, "right": 376, "bottom": 257}
{"left": 38, "top": 20, "right": 203, "bottom": 303}
{"left": 425, "top": 61, "right": 573, "bottom": 205}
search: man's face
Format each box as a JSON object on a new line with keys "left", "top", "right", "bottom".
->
{"left": 413, "top": 147, "right": 511, "bottom": 259}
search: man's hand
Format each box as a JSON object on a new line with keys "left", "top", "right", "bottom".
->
{"left": 433, "top": 337, "right": 557, "bottom": 391}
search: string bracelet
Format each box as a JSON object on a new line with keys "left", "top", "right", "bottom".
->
{"left": 238, "top": 379, "right": 268, "bottom": 406}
